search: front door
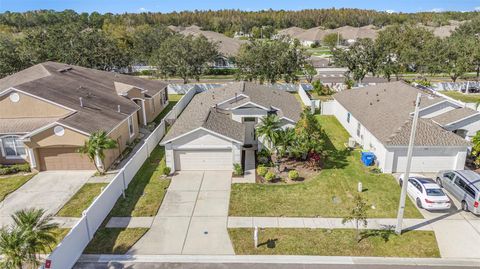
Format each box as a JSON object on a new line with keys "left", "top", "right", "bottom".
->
{"left": 243, "top": 117, "right": 256, "bottom": 145}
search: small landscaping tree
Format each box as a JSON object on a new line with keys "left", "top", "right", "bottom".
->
{"left": 78, "top": 130, "right": 118, "bottom": 174}
{"left": 471, "top": 131, "right": 480, "bottom": 167}
{"left": 257, "top": 114, "right": 282, "bottom": 169}
{"left": 342, "top": 194, "right": 369, "bottom": 242}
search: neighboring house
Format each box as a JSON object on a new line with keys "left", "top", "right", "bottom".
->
{"left": 0, "top": 62, "right": 168, "bottom": 171}
{"left": 324, "top": 81, "right": 474, "bottom": 173}
{"left": 171, "top": 25, "right": 246, "bottom": 69}
{"left": 284, "top": 25, "right": 378, "bottom": 47}
{"left": 160, "top": 82, "right": 302, "bottom": 171}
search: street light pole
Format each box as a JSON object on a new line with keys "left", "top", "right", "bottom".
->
{"left": 395, "top": 93, "right": 421, "bottom": 235}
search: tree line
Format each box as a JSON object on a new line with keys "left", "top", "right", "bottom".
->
{"left": 1, "top": 9, "right": 479, "bottom": 35}
{"left": 332, "top": 19, "right": 480, "bottom": 83}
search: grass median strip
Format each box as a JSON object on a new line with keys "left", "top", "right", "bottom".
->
{"left": 229, "top": 116, "right": 422, "bottom": 218}
{"left": 56, "top": 183, "right": 108, "bottom": 217}
{"left": 229, "top": 228, "right": 440, "bottom": 257}
{"left": 0, "top": 173, "right": 35, "bottom": 202}
{"left": 440, "top": 91, "right": 480, "bottom": 103}
{"left": 84, "top": 228, "right": 148, "bottom": 254}
{"left": 109, "top": 146, "right": 170, "bottom": 217}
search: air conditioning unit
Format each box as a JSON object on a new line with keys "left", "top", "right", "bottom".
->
{"left": 348, "top": 137, "right": 356, "bottom": 148}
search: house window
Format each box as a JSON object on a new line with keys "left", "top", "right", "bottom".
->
{"left": 1, "top": 136, "right": 26, "bottom": 158}
{"left": 356, "top": 122, "right": 361, "bottom": 137}
{"left": 347, "top": 113, "right": 350, "bottom": 123}
{"left": 128, "top": 116, "right": 135, "bottom": 137}
{"left": 243, "top": 117, "right": 256, "bottom": 122}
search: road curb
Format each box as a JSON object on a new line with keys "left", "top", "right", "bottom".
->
{"left": 77, "top": 254, "right": 480, "bottom": 267}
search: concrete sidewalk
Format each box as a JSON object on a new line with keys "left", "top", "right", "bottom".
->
{"left": 228, "top": 217, "right": 432, "bottom": 230}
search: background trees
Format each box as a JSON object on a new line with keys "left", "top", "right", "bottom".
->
{"left": 150, "top": 34, "right": 218, "bottom": 83}
{"left": 236, "top": 38, "right": 309, "bottom": 83}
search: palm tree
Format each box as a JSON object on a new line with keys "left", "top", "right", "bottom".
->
{"left": 0, "top": 227, "right": 27, "bottom": 269}
{"left": 277, "top": 127, "right": 295, "bottom": 157}
{"left": 0, "top": 209, "right": 59, "bottom": 269}
{"left": 12, "top": 209, "right": 59, "bottom": 258}
{"left": 78, "top": 130, "right": 118, "bottom": 174}
{"left": 256, "top": 114, "right": 281, "bottom": 151}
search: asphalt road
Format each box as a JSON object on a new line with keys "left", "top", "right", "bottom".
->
{"left": 74, "top": 262, "right": 478, "bottom": 269}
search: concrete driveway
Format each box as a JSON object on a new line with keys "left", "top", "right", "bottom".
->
{"left": 403, "top": 182, "right": 480, "bottom": 259}
{"left": 129, "top": 170, "right": 234, "bottom": 255}
{"left": 0, "top": 171, "right": 92, "bottom": 226}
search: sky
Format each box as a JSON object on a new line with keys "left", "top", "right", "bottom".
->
{"left": 1, "top": 0, "right": 480, "bottom": 14}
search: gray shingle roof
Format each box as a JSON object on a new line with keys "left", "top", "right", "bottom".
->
{"left": 431, "top": 107, "right": 478, "bottom": 126}
{"left": 334, "top": 81, "right": 470, "bottom": 147}
{"left": 0, "top": 62, "right": 168, "bottom": 134}
{"left": 174, "top": 25, "right": 247, "bottom": 56}
{"left": 0, "top": 118, "right": 59, "bottom": 135}
{"left": 162, "top": 82, "right": 302, "bottom": 144}
{"left": 387, "top": 118, "right": 470, "bottom": 147}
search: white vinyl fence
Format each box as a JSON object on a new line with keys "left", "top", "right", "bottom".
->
{"left": 44, "top": 88, "right": 197, "bottom": 269}
{"left": 298, "top": 84, "right": 320, "bottom": 112}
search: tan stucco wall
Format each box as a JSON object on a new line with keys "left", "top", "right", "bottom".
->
{"left": 145, "top": 91, "right": 166, "bottom": 123}
{"left": 103, "top": 113, "right": 139, "bottom": 169}
{"left": 0, "top": 91, "right": 70, "bottom": 119}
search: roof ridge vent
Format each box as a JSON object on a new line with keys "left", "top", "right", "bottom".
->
{"left": 58, "top": 67, "right": 73, "bottom": 73}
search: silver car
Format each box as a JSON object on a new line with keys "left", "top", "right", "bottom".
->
{"left": 436, "top": 170, "right": 480, "bottom": 214}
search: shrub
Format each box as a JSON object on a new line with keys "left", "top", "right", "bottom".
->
{"left": 0, "top": 163, "right": 31, "bottom": 176}
{"left": 264, "top": 171, "right": 276, "bottom": 181}
{"left": 257, "top": 148, "right": 271, "bottom": 164}
{"left": 206, "top": 68, "right": 237, "bottom": 76}
{"left": 288, "top": 170, "right": 299, "bottom": 180}
{"left": 233, "top": 163, "right": 243, "bottom": 176}
{"left": 162, "top": 166, "right": 171, "bottom": 176}
{"left": 257, "top": 166, "right": 268, "bottom": 177}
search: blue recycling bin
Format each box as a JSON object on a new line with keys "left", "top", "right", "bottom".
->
{"left": 361, "top": 151, "right": 375, "bottom": 166}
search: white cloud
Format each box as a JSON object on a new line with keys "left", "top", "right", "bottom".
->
{"left": 385, "top": 9, "right": 395, "bottom": 14}
{"left": 138, "top": 7, "right": 147, "bottom": 12}
{"left": 475, "top": 6, "right": 480, "bottom": 11}
{"left": 430, "top": 8, "right": 444, "bottom": 13}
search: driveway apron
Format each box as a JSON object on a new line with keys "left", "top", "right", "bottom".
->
{"left": 128, "top": 170, "right": 234, "bottom": 255}
{"left": 0, "top": 171, "right": 92, "bottom": 227}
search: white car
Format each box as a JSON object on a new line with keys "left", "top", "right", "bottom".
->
{"left": 399, "top": 174, "right": 451, "bottom": 211}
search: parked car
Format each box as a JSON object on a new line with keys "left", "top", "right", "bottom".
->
{"left": 436, "top": 170, "right": 480, "bottom": 214}
{"left": 399, "top": 174, "right": 451, "bottom": 211}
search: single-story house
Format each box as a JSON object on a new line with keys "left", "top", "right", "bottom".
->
{"left": 0, "top": 62, "right": 168, "bottom": 171}
{"left": 324, "top": 81, "right": 474, "bottom": 173}
{"left": 160, "top": 82, "right": 302, "bottom": 171}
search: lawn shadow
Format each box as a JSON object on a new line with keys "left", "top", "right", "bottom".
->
{"left": 359, "top": 228, "right": 396, "bottom": 243}
{"left": 258, "top": 238, "right": 278, "bottom": 248}
{"left": 321, "top": 131, "right": 350, "bottom": 169}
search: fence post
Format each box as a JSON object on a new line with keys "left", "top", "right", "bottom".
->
{"left": 82, "top": 211, "right": 91, "bottom": 240}
{"left": 121, "top": 169, "right": 126, "bottom": 199}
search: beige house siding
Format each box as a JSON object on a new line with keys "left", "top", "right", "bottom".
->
{"left": 104, "top": 113, "right": 139, "bottom": 169}
{"left": 145, "top": 91, "right": 166, "bottom": 123}
{"left": 0, "top": 91, "right": 70, "bottom": 119}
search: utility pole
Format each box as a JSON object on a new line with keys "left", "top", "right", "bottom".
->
{"left": 395, "top": 93, "right": 421, "bottom": 235}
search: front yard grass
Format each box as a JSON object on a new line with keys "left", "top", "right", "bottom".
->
{"left": 440, "top": 91, "right": 480, "bottom": 103}
{"left": 0, "top": 173, "right": 35, "bottom": 202}
{"left": 229, "top": 228, "right": 440, "bottom": 257}
{"left": 229, "top": 115, "right": 422, "bottom": 218}
{"left": 108, "top": 146, "right": 170, "bottom": 217}
{"left": 84, "top": 228, "right": 148, "bottom": 254}
{"left": 56, "top": 183, "right": 108, "bottom": 217}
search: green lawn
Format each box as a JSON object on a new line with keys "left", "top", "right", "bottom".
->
{"left": 109, "top": 146, "right": 170, "bottom": 217}
{"left": 306, "top": 46, "right": 332, "bottom": 56}
{"left": 84, "top": 228, "right": 148, "bottom": 254}
{"left": 229, "top": 115, "right": 422, "bottom": 218}
{"left": 0, "top": 173, "right": 35, "bottom": 202}
{"left": 441, "top": 91, "right": 480, "bottom": 103}
{"left": 56, "top": 183, "right": 107, "bottom": 217}
{"left": 153, "top": 94, "right": 183, "bottom": 124}
{"left": 229, "top": 228, "right": 440, "bottom": 257}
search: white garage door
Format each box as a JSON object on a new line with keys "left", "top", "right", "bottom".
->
{"left": 174, "top": 149, "right": 232, "bottom": 171}
{"left": 393, "top": 148, "right": 458, "bottom": 173}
